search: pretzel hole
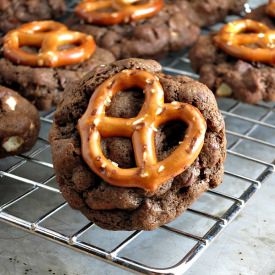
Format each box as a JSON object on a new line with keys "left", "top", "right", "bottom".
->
{"left": 37, "top": 26, "right": 61, "bottom": 33}
{"left": 246, "top": 43, "right": 262, "bottom": 48}
{"left": 20, "top": 46, "right": 39, "bottom": 54}
{"left": 106, "top": 88, "right": 145, "bottom": 118}
{"left": 241, "top": 28, "right": 259, "bottom": 34}
{"left": 91, "top": 3, "right": 117, "bottom": 13}
{"left": 39, "top": 29, "right": 55, "bottom": 33}
{"left": 116, "top": 0, "right": 146, "bottom": 6}
{"left": 57, "top": 37, "right": 86, "bottom": 51}
{"left": 57, "top": 44, "right": 79, "bottom": 51}
{"left": 155, "top": 120, "right": 187, "bottom": 161}
{"left": 97, "top": 7, "right": 117, "bottom": 12}
{"left": 131, "top": 0, "right": 147, "bottom": 5}
{"left": 101, "top": 137, "right": 136, "bottom": 168}
{"left": 30, "top": 21, "right": 66, "bottom": 33}
{"left": 235, "top": 28, "right": 268, "bottom": 48}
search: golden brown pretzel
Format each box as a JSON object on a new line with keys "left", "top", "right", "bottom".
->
{"left": 266, "top": 0, "right": 275, "bottom": 17}
{"left": 75, "top": 0, "right": 164, "bottom": 25}
{"left": 78, "top": 70, "right": 207, "bottom": 192}
{"left": 214, "top": 19, "right": 275, "bottom": 64}
{"left": 3, "top": 21, "right": 96, "bottom": 67}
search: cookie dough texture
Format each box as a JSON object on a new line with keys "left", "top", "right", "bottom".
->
{"left": 189, "top": 34, "right": 275, "bottom": 103}
{"left": 178, "top": 0, "right": 246, "bottom": 27}
{"left": 69, "top": 1, "right": 200, "bottom": 59}
{"left": 0, "top": 86, "right": 40, "bottom": 158}
{"left": 0, "top": 43, "right": 115, "bottom": 110}
{"left": 0, "top": 0, "right": 66, "bottom": 33}
{"left": 50, "top": 58, "right": 226, "bottom": 231}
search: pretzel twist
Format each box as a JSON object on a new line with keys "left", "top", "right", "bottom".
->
{"left": 214, "top": 19, "right": 275, "bottom": 64}
{"left": 75, "top": 0, "right": 164, "bottom": 25}
{"left": 78, "top": 70, "right": 207, "bottom": 192}
{"left": 3, "top": 21, "right": 96, "bottom": 68}
{"left": 266, "top": 0, "right": 275, "bottom": 18}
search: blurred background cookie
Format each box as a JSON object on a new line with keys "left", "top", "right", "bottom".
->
{"left": 0, "top": 0, "right": 66, "bottom": 33}
{"left": 189, "top": 19, "right": 275, "bottom": 103}
{"left": 0, "top": 85, "right": 40, "bottom": 158}
{"left": 177, "top": 0, "right": 246, "bottom": 27}
{"left": 0, "top": 21, "right": 115, "bottom": 110}
{"left": 68, "top": 0, "right": 200, "bottom": 59}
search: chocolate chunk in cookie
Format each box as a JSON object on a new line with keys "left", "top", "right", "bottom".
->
{"left": 0, "top": 86, "right": 40, "bottom": 158}
{"left": 50, "top": 58, "right": 226, "bottom": 231}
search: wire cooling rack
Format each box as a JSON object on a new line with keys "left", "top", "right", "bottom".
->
{"left": 0, "top": 1, "right": 275, "bottom": 274}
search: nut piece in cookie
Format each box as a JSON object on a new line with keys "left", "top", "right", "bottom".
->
{"left": 50, "top": 58, "right": 226, "bottom": 231}
{"left": 0, "top": 86, "right": 40, "bottom": 158}
{"left": 68, "top": 1, "right": 200, "bottom": 59}
{"left": 0, "top": 0, "right": 66, "bottom": 33}
{"left": 0, "top": 21, "right": 115, "bottom": 110}
{"left": 189, "top": 19, "right": 275, "bottom": 103}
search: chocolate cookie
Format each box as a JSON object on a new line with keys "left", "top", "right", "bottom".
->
{"left": 246, "top": 4, "right": 274, "bottom": 28}
{"left": 189, "top": 28, "right": 275, "bottom": 103}
{"left": 0, "top": 0, "right": 66, "bottom": 33}
{"left": 49, "top": 58, "right": 226, "bottom": 231}
{"left": 68, "top": 1, "right": 200, "bottom": 59}
{"left": 0, "top": 86, "right": 40, "bottom": 158}
{"left": 177, "top": 0, "right": 246, "bottom": 27}
{"left": 0, "top": 22, "right": 115, "bottom": 111}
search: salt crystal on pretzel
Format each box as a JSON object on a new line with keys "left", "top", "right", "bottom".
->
{"left": 78, "top": 69, "right": 207, "bottom": 192}
{"left": 214, "top": 19, "right": 275, "bottom": 64}
{"left": 75, "top": 0, "right": 164, "bottom": 25}
{"left": 3, "top": 21, "right": 96, "bottom": 68}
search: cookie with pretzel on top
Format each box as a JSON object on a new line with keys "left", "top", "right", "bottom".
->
{"left": 49, "top": 58, "right": 226, "bottom": 231}
{"left": 0, "top": 20, "right": 115, "bottom": 110}
{"left": 0, "top": 85, "right": 40, "bottom": 158}
{"left": 189, "top": 19, "right": 275, "bottom": 103}
{"left": 0, "top": 0, "right": 66, "bottom": 33}
{"left": 246, "top": 0, "right": 275, "bottom": 28}
{"left": 67, "top": 0, "right": 200, "bottom": 59}
{"left": 177, "top": 0, "right": 246, "bottom": 27}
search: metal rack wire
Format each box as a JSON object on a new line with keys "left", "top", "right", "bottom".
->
{"left": 0, "top": 1, "right": 274, "bottom": 274}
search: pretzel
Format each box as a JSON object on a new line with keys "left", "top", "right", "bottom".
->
{"left": 78, "top": 70, "right": 207, "bottom": 192}
{"left": 214, "top": 19, "right": 275, "bottom": 64}
{"left": 266, "top": 0, "right": 275, "bottom": 17}
{"left": 3, "top": 21, "right": 96, "bottom": 68}
{"left": 75, "top": 0, "right": 164, "bottom": 25}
